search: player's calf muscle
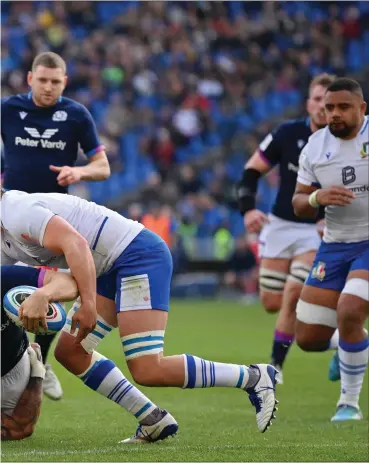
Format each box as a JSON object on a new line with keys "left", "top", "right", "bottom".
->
{"left": 54, "top": 333, "right": 91, "bottom": 374}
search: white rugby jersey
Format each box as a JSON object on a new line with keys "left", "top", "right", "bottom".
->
{"left": 1, "top": 190, "right": 144, "bottom": 276}
{"left": 297, "top": 116, "right": 369, "bottom": 243}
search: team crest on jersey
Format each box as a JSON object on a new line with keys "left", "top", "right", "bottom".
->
{"left": 360, "top": 142, "right": 369, "bottom": 159}
{"left": 312, "top": 261, "right": 326, "bottom": 281}
{"left": 52, "top": 110, "right": 67, "bottom": 122}
{"left": 19, "top": 111, "right": 27, "bottom": 119}
{"left": 297, "top": 139, "right": 305, "bottom": 149}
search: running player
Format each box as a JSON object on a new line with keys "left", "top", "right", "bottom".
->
{"left": 1, "top": 51, "right": 110, "bottom": 400}
{"left": 293, "top": 78, "right": 368, "bottom": 421}
{"left": 236, "top": 74, "right": 336, "bottom": 381}
{"left": 1, "top": 186, "right": 280, "bottom": 442}
{"left": 1, "top": 265, "right": 78, "bottom": 440}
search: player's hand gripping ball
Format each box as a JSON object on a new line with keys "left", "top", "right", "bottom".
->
{"left": 3, "top": 285, "right": 66, "bottom": 334}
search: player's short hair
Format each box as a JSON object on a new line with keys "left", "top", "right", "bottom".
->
{"left": 326, "top": 78, "right": 364, "bottom": 98}
{"left": 0, "top": 185, "right": 6, "bottom": 197}
{"left": 31, "top": 52, "right": 67, "bottom": 74}
{"left": 309, "top": 73, "right": 336, "bottom": 93}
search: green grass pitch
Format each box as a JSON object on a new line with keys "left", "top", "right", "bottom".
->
{"left": 2, "top": 300, "right": 368, "bottom": 462}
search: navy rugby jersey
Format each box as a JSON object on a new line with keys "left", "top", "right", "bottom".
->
{"left": 1, "top": 93, "right": 104, "bottom": 194}
{"left": 258, "top": 118, "right": 321, "bottom": 223}
{"left": 1, "top": 265, "right": 44, "bottom": 377}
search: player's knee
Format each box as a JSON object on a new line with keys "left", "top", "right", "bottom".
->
{"left": 128, "top": 357, "right": 162, "bottom": 387}
{"left": 259, "top": 268, "right": 287, "bottom": 312}
{"left": 338, "top": 279, "right": 369, "bottom": 329}
{"left": 121, "top": 330, "right": 165, "bottom": 386}
{"left": 260, "top": 291, "right": 282, "bottom": 313}
{"left": 337, "top": 295, "right": 366, "bottom": 332}
{"left": 295, "top": 299, "right": 337, "bottom": 351}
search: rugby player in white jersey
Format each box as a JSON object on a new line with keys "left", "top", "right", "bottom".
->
{"left": 236, "top": 74, "right": 336, "bottom": 382}
{"left": 292, "top": 78, "right": 369, "bottom": 422}
{"left": 1, "top": 186, "right": 280, "bottom": 442}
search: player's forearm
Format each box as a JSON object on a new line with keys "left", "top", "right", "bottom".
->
{"left": 76, "top": 158, "right": 110, "bottom": 181}
{"left": 1, "top": 378, "right": 42, "bottom": 440}
{"left": 292, "top": 193, "right": 319, "bottom": 219}
{"left": 63, "top": 238, "right": 96, "bottom": 307}
{"left": 38, "top": 271, "right": 79, "bottom": 302}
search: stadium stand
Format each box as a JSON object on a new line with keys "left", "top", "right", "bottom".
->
{"left": 2, "top": 1, "right": 369, "bottom": 297}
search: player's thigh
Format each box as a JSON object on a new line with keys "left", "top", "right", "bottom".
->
{"left": 295, "top": 242, "right": 345, "bottom": 347}
{"left": 281, "top": 250, "right": 316, "bottom": 314}
{"left": 1, "top": 350, "right": 30, "bottom": 416}
{"left": 115, "top": 230, "right": 173, "bottom": 370}
{"left": 259, "top": 258, "right": 290, "bottom": 312}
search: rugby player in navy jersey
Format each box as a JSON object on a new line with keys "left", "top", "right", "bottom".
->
{"left": 1, "top": 51, "right": 110, "bottom": 400}
{"left": 1, "top": 265, "right": 78, "bottom": 440}
{"left": 237, "top": 74, "right": 338, "bottom": 382}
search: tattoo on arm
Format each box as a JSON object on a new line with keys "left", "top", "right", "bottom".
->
{"left": 1, "top": 378, "right": 43, "bottom": 440}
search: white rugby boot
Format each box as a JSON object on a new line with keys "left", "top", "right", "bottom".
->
{"left": 43, "top": 364, "right": 63, "bottom": 400}
{"left": 120, "top": 409, "right": 178, "bottom": 444}
{"left": 245, "top": 364, "right": 280, "bottom": 433}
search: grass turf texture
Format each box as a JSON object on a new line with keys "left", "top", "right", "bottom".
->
{"left": 2, "top": 300, "right": 368, "bottom": 462}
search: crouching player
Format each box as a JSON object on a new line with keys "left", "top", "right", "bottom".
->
{"left": 292, "top": 78, "right": 369, "bottom": 421}
{"left": 1, "top": 187, "right": 280, "bottom": 443}
{"left": 1, "top": 265, "right": 78, "bottom": 440}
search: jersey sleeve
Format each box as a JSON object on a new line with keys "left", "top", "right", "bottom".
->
{"left": 1, "top": 265, "right": 42, "bottom": 300}
{"left": 77, "top": 106, "right": 105, "bottom": 158}
{"left": 297, "top": 144, "right": 320, "bottom": 187}
{"left": 1, "top": 250, "right": 17, "bottom": 265}
{"left": 258, "top": 125, "right": 284, "bottom": 166}
{"left": 4, "top": 200, "right": 55, "bottom": 247}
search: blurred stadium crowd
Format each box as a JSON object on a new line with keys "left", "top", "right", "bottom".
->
{"left": 2, "top": 1, "right": 369, "bottom": 295}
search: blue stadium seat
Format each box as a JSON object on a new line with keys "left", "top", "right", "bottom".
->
{"left": 362, "top": 31, "right": 369, "bottom": 63}
{"left": 346, "top": 40, "right": 362, "bottom": 72}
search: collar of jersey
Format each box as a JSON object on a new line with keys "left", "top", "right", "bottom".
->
{"left": 359, "top": 116, "right": 368, "bottom": 135}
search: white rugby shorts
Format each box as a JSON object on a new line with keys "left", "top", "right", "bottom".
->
{"left": 258, "top": 214, "right": 321, "bottom": 260}
{"left": 1, "top": 350, "right": 31, "bottom": 416}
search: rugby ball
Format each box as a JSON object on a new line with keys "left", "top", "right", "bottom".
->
{"left": 3, "top": 285, "right": 67, "bottom": 335}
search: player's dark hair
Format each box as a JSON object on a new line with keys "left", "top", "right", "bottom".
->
{"left": 32, "top": 52, "right": 67, "bottom": 74}
{"left": 309, "top": 73, "right": 336, "bottom": 93}
{"left": 326, "top": 78, "right": 363, "bottom": 98}
{"left": 0, "top": 185, "right": 6, "bottom": 197}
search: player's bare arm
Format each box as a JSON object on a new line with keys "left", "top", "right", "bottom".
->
{"left": 1, "top": 345, "right": 44, "bottom": 441}
{"left": 42, "top": 216, "right": 97, "bottom": 341}
{"left": 49, "top": 151, "right": 110, "bottom": 187}
{"left": 19, "top": 269, "right": 78, "bottom": 333}
{"left": 237, "top": 150, "right": 271, "bottom": 233}
{"left": 292, "top": 182, "right": 355, "bottom": 218}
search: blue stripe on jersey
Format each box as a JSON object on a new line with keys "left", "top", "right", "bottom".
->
{"left": 92, "top": 217, "right": 109, "bottom": 250}
{"left": 86, "top": 145, "right": 105, "bottom": 157}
